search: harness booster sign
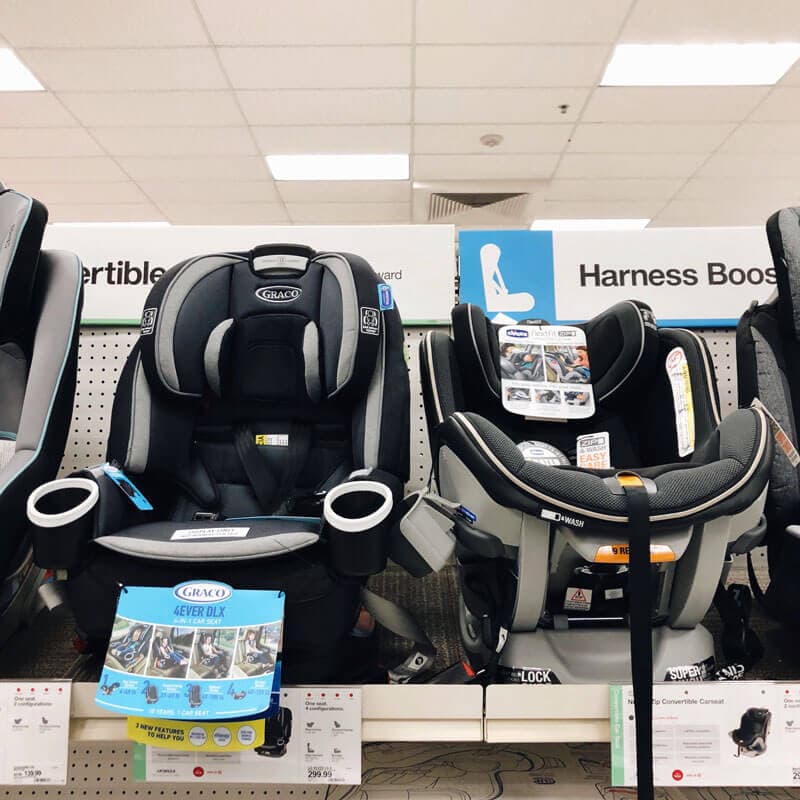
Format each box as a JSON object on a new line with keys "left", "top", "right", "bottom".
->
{"left": 95, "top": 582, "right": 284, "bottom": 720}
{"left": 498, "top": 325, "right": 595, "bottom": 420}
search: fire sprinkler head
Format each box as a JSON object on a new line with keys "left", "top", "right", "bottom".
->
{"left": 479, "top": 133, "right": 504, "bottom": 148}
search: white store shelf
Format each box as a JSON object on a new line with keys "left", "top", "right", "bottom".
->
{"left": 69, "top": 682, "right": 484, "bottom": 743}
{"left": 484, "top": 684, "right": 610, "bottom": 743}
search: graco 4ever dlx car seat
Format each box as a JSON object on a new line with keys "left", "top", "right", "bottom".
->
{"left": 28, "top": 244, "right": 409, "bottom": 683}
{"left": 396, "top": 300, "right": 772, "bottom": 799}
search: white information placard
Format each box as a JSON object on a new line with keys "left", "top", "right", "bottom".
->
{"left": 0, "top": 682, "right": 71, "bottom": 785}
{"left": 611, "top": 682, "right": 800, "bottom": 787}
{"left": 135, "top": 687, "right": 361, "bottom": 785}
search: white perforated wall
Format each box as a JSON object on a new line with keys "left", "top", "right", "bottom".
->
{"left": 61, "top": 327, "right": 739, "bottom": 486}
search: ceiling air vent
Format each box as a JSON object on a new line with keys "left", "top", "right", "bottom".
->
{"left": 429, "top": 191, "right": 529, "bottom": 222}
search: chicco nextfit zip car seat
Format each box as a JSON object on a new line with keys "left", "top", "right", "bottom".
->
{"left": 730, "top": 707, "right": 771, "bottom": 757}
{"left": 738, "top": 207, "right": 800, "bottom": 627}
{"left": 28, "top": 244, "right": 409, "bottom": 682}
{"left": 0, "top": 187, "right": 82, "bottom": 643}
{"left": 403, "top": 300, "right": 771, "bottom": 797}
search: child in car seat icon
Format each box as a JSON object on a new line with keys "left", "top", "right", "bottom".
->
{"left": 481, "top": 243, "right": 534, "bottom": 314}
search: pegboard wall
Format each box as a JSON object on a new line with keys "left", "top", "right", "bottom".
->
{"left": 2, "top": 744, "right": 320, "bottom": 799}
{"left": 61, "top": 326, "right": 739, "bottom": 486}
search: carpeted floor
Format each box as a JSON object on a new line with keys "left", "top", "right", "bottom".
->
{"left": 1, "top": 552, "right": 798, "bottom": 682}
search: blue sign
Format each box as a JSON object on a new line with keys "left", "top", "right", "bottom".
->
{"left": 459, "top": 230, "right": 556, "bottom": 325}
{"left": 96, "top": 582, "right": 284, "bottom": 720}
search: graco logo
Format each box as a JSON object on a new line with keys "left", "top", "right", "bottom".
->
{"left": 255, "top": 285, "right": 302, "bottom": 303}
{"left": 173, "top": 581, "right": 232, "bottom": 603}
{"left": 505, "top": 328, "right": 529, "bottom": 339}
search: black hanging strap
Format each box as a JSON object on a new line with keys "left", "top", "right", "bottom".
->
{"left": 621, "top": 476, "right": 654, "bottom": 800}
{"left": 234, "top": 426, "right": 281, "bottom": 512}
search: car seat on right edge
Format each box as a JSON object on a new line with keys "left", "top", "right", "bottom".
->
{"left": 398, "top": 300, "right": 772, "bottom": 800}
{"left": 737, "top": 207, "right": 800, "bottom": 628}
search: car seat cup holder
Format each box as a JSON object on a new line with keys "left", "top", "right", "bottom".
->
{"left": 323, "top": 480, "right": 394, "bottom": 576}
{"left": 27, "top": 477, "right": 99, "bottom": 570}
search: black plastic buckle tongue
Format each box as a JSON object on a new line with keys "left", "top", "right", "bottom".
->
{"left": 250, "top": 244, "right": 315, "bottom": 274}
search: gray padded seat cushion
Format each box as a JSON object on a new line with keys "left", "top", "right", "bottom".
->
{"left": 95, "top": 517, "right": 320, "bottom": 561}
{"left": 442, "top": 408, "right": 769, "bottom": 524}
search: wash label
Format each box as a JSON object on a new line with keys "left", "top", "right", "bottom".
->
{"left": 498, "top": 325, "right": 595, "bottom": 420}
{"left": 611, "top": 682, "right": 800, "bottom": 786}
{"left": 95, "top": 582, "right": 284, "bottom": 720}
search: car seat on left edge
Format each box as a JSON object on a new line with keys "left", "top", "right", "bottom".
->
{"left": 27, "top": 244, "right": 412, "bottom": 683}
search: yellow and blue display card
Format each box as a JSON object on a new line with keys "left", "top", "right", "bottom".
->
{"left": 95, "top": 581, "right": 284, "bottom": 720}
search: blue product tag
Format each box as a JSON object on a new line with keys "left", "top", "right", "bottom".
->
{"left": 102, "top": 463, "right": 154, "bottom": 511}
{"left": 95, "top": 582, "right": 284, "bottom": 720}
{"left": 378, "top": 283, "right": 394, "bottom": 311}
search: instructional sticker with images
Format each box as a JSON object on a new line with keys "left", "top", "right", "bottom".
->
{"left": 498, "top": 325, "right": 595, "bottom": 420}
{"left": 665, "top": 346, "right": 695, "bottom": 456}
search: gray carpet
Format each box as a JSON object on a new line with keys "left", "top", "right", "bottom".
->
{"left": 1, "top": 554, "right": 797, "bottom": 682}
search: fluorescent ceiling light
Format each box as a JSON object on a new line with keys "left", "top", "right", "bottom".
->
{"left": 266, "top": 153, "right": 408, "bottom": 181}
{"left": 530, "top": 218, "right": 650, "bottom": 231}
{"left": 0, "top": 49, "right": 44, "bottom": 91}
{"left": 49, "top": 221, "right": 171, "bottom": 228}
{"left": 602, "top": 43, "right": 800, "bottom": 86}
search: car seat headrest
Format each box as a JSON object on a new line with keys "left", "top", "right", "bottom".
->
{"left": 138, "top": 245, "right": 384, "bottom": 406}
{"left": 451, "top": 300, "right": 658, "bottom": 413}
{"left": 766, "top": 207, "right": 800, "bottom": 340}
{"left": 0, "top": 189, "right": 48, "bottom": 339}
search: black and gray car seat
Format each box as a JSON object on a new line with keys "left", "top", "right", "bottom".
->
{"left": 28, "top": 244, "right": 409, "bottom": 683}
{"left": 730, "top": 707, "right": 771, "bottom": 757}
{"left": 0, "top": 187, "right": 83, "bottom": 644}
{"left": 401, "top": 301, "right": 771, "bottom": 800}
{"left": 737, "top": 207, "right": 800, "bottom": 627}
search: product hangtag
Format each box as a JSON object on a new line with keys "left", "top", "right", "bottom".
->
{"left": 750, "top": 398, "right": 800, "bottom": 466}
{"left": 665, "top": 347, "right": 695, "bottom": 457}
{"left": 102, "top": 463, "right": 154, "bottom": 511}
{"left": 576, "top": 432, "right": 611, "bottom": 469}
{"left": 377, "top": 283, "right": 394, "bottom": 311}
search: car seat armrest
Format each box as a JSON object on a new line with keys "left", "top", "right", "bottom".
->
{"left": 81, "top": 465, "right": 155, "bottom": 538}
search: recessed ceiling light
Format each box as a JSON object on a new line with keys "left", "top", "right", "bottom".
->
{"left": 49, "top": 221, "right": 171, "bottom": 228}
{"left": 266, "top": 154, "right": 409, "bottom": 181}
{"left": 530, "top": 218, "right": 650, "bottom": 231}
{"left": 0, "top": 49, "right": 44, "bottom": 91}
{"left": 602, "top": 43, "right": 800, "bottom": 86}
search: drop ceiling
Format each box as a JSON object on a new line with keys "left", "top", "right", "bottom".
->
{"left": 1, "top": 0, "right": 799, "bottom": 227}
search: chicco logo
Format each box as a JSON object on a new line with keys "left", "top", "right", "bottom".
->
{"left": 173, "top": 581, "right": 232, "bottom": 603}
{"left": 255, "top": 285, "right": 302, "bottom": 303}
{"left": 505, "top": 328, "right": 529, "bottom": 339}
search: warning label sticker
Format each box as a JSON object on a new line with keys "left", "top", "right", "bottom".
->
{"left": 564, "top": 586, "right": 592, "bottom": 611}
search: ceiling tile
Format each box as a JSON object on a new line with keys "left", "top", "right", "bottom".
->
{"left": 161, "top": 202, "right": 289, "bottom": 224}
{"left": 91, "top": 127, "right": 256, "bottom": 157}
{"left": 19, "top": 48, "right": 228, "bottom": 92}
{"left": 237, "top": 89, "right": 411, "bottom": 125}
{"left": 59, "top": 91, "right": 245, "bottom": 127}
{"left": 568, "top": 123, "right": 735, "bottom": 153}
{"left": 698, "top": 152, "right": 800, "bottom": 178}
{"left": 416, "top": 45, "right": 610, "bottom": 88}
{"left": 545, "top": 178, "right": 683, "bottom": 201}
{"left": 536, "top": 199, "right": 664, "bottom": 218}
{"left": 415, "top": 88, "right": 589, "bottom": 123}
{"left": 722, "top": 123, "right": 800, "bottom": 153}
{"left": 0, "top": 157, "right": 127, "bottom": 182}
{"left": 286, "top": 202, "right": 411, "bottom": 223}
{"left": 47, "top": 202, "right": 165, "bottom": 222}
{"left": 0, "top": 127, "right": 103, "bottom": 157}
{"left": 0, "top": 93, "right": 77, "bottom": 127}
{"left": 19, "top": 181, "right": 148, "bottom": 204}
{"left": 117, "top": 156, "right": 272, "bottom": 182}
{"left": 139, "top": 181, "right": 279, "bottom": 203}
{"left": 556, "top": 153, "right": 706, "bottom": 180}
{"left": 0, "top": 0, "right": 208, "bottom": 46}
{"left": 276, "top": 181, "right": 410, "bottom": 203}
{"left": 780, "top": 61, "right": 800, "bottom": 85}
{"left": 621, "top": 0, "right": 800, "bottom": 41}
{"left": 197, "top": 0, "right": 412, "bottom": 45}
{"left": 582, "top": 87, "right": 769, "bottom": 123}
{"left": 218, "top": 47, "right": 410, "bottom": 89}
{"left": 413, "top": 153, "right": 558, "bottom": 180}
{"left": 674, "top": 177, "right": 800, "bottom": 202}
{"left": 416, "top": 0, "right": 632, "bottom": 43}
{"left": 415, "top": 124, "right": 572, "bottom": 154}
{"left": 651, "top": 199, "right": 778, "bottom": 227}
{"left": 749, "top": 89, "right": 800, "bottom": 121}
{"left": 253, "top": 125, "right": 410, "bottom": 154}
